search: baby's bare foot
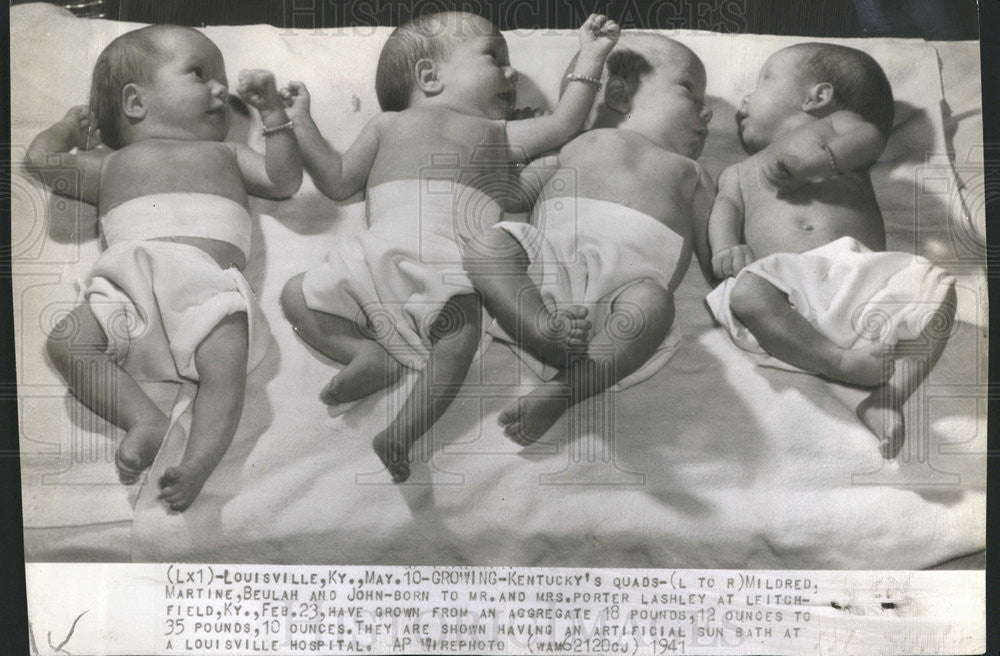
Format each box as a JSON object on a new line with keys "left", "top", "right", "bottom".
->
{"left": 857, "top": 387, "right": 905, "bottom": 459}
{"left": 530, "top": 305, "right": 591, "bottom": 367}
{"left": 116, "top": 415, "right": 170, "bottom": 484}
{"left": 372, "top": 431, "right": 410, "bottom": 483}
{"left": 552, "top": 305, "right": 591, "bottom": 350}
{"left": 498, "top": 389, "right": 568, "bottom": 446}
{"left": 320, "top": 343, "right": 403, "bottom": 405}
{"left": 159, "top": 462, "right": 213, "bottom": 512}
{"left": 828, "top": 344, "right": 893, "bottom": 386}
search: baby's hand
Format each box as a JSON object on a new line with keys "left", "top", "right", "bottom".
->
{"left": 712, "top": 244, "right": 755, "bottom": 279}
{"left": 237, "top": 69, "right": 285, "bottom": 115}
{"left": 762, "top": 153, "right": 810, "bottom": 193}
{"left": 60, "top": 105, "right": 102, "bottom": 150}
{"left": 279, "top": 81, "right": 311, "bottom": 121}
{"left": 579, "top": 14, "right": 620, "bottom": 60}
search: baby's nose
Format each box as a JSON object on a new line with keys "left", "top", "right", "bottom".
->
{"left": 212, "top": 80, "right": 229, "bottom": 100}
{"left": 739, "top": 94, "right": 749, "bottom": 111}
{"left": 504, "top": 66, "right": 518, "bottom": 84}
{"left": 700, "top": 105, "right": 713, "bottom": 124}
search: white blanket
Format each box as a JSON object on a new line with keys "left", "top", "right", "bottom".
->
{"left": 12, "top": 3, "right": 986, "bottom": 568}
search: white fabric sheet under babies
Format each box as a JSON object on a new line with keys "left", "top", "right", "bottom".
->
{"left": 705, "top": 236, "right": 954, "bottom": 372}
{"left": 301, "top": 179, "right": 503, "bottom": 371}
{"left": 491, "top": 197, "right": 686, "bottom": 390}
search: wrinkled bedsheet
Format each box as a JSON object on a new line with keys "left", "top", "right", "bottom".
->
{"left": 12, "top": 3, "right": 986, "bottom": 568}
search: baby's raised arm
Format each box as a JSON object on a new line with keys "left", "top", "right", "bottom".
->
{"left": 504, "top": 14, "right": 619, "bottom": 162}
{"left": 228, "top": 70, "right": 303, "bottom": 199}
{"left": 280, "top": 82, "right": 386, "bottom": 201}
{"left": 26, "top": 106, "right": 107, "bottom": 206}
{"left": 762, "top": 110, "right": 886, "bottom": 192}
{"left": 708, "top": 165, "right": 753, "bottom": 279}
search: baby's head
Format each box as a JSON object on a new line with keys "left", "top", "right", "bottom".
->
{"left": 90, "top": 25, "right": 231, "bottom": 149}
{"left": 376, "top": 12, "right": 517, "bottom": 119}
{"left": 587, "top": 34, "right": 712, "bottom": 159}
{"left": 737, "top": 42, "right": 894, "bottom": 153}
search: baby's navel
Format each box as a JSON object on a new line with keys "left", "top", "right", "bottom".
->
{"left": 795, "top": 219, "right": 816, "bottom": 232}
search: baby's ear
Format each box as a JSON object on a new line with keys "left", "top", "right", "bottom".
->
{"left": 603, "top": 75, "right": 632, "bottom": 115}
{"left": 414, "top": 58, "right": 443, "bottom": 95}
{"left": 802, "top": 82, "right": 834, "bottom": 113}
{"left": 121, "top": 83, "right": 146, "bottom": 120}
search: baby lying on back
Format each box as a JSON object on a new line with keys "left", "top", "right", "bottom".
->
{"left": 27, "top": 25, "right": 301, "bottom": 510}
{"left": 706, "top": 43, "right": 956, "bottom": 458}
{"left": 468, "top": 34, "right": 715, "bottom": 443}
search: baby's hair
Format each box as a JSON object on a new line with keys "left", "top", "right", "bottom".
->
{"left": 605, "top": 34, "right": 702, "bottom": 85}
{"left": 606, "top": 48, "right": 653, "bottom": 82}
{"left": 89, "top": 24, "right": 194, "bottom": 149}
{"left": 786, "top": 43, "right": 895, "bottom": 137}
{"left": 375, "top": 11, "right": 497, "bottom": 112}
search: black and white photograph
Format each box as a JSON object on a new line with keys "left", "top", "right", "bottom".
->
{"left": 7, "top": 0, "right": 989, "bottom": 653}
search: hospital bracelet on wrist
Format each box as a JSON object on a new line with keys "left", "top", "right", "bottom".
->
{"left": 566, "top": 73, "right": 601, "bottom": 91}
{"left": 261, "top": 120, "right": 295, "bottom": 136}
{"left": 821, "top": 142, "right": 840, "bottom": 178}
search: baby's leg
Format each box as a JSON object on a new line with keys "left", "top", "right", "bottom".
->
{"left": 159, "top": 312, "right": 247, "bottom": 511}
{"left": 857, "top": 282, "right": 957, "bottom": 459}
{"left": 45, "top": 303, "right": 168, "bottom": 483}
{"left": 500, "top": 281, "right": 674, "bottom": 445}
{"left": 729, "top": 272, "right": 891, "bottom": 386}
{"left": 465, "top": 227, "right": 590, "bottom": 368}
{"left": 281, "top": 273, "right": 403, "bottom": 405}
{"left": 372, "top": 293, "right": 482, "bottom": 483}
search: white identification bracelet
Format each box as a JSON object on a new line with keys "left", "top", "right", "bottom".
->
{"left": 261, "top": 120, "right": 295, "bottom": 136}
{"left": 566, "top": 73, "right": 601, "bottom": 91}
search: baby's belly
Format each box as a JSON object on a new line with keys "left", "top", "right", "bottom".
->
{"left": 746, "top": 212, "right": 880, "bottom": 259}
{"left": 150, "top": 236, "right": 246, "bottom": 270}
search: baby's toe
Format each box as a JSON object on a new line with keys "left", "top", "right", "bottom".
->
{"left": 159, "top": 467, "right": 181, "bottom": 487}
{"left": 115, "top": 451, "right": 143, "bottom": 484}
{"left": 498, "top": 404, "right": 519, "bottom": 427}
{"left": 159, "top": 482, "right": 180, "bottom": 499}
{"left": 161, "top": 491, "right": 183, "bottom": 509}
{"left": 320, "top": 378, "right": 345, "bottom": 405}
{"left": 504, "top": 421, "right": 528, "bottom": 445}
{"left": 512, "top": 430, "right": 533, "bottom": 447}
{"left": 390, "top": 464, "right": 410, "bottom": 483}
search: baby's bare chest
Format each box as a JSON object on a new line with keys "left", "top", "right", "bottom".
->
{"left": 100, "top": 142, "right": 245, "bottom": 209}
{"left": 560, "top": 150, "right": 699, "bottom": 229}
{"left": 739, "top": 166, "right": 885, "bottom": 255}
